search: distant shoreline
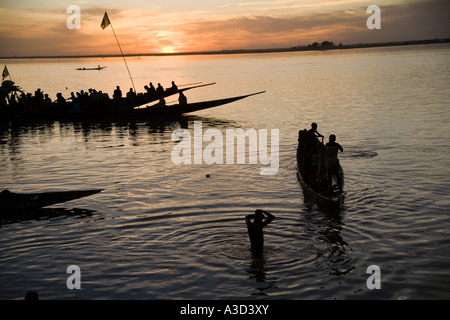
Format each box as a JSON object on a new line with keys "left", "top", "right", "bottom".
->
{"left": 1, "top": 38, "right": 449, "bottom": 60}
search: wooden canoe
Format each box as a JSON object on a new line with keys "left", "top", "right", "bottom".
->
{"left": 296, "top": 137, "right": 345, "bottom": 211}
{"left": 134, "top": 91, "right": 266, "bottom": 117}
{"left": 0, "top": 189, "right": 103, "bottom": 213}
{"left": 76, "top": 66, "right": 107, "bottom": 70}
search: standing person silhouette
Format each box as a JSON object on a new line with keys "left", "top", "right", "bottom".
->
{"left": 304, "top": 122, "right": 324, "bottom": 183}
{"left": 306, "top": 122, "right": 324, "bottom": 142}
{"left": 245, "top": 210, "right": 275, "bottom": 254}
{"left": 325, "top": 134, "right": 344, "bottom": 192}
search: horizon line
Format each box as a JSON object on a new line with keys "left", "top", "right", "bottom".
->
{"left": 1, "top": 38, "right": 449, "bottom": 60}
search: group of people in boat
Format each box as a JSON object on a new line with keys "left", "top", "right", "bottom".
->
{"left": 0, "top": 80, "right": 186, "bottom": 116}
{"left": 297, "top": 122, "right": 344, "bottom": 195}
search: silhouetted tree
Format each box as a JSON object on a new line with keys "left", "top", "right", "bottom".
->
{"left": 321, "top": 41, "right": 334, "bottom": 48}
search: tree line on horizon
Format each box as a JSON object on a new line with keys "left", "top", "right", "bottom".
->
{"left": 306, "top": 41, "right": 342, "bottom": 49}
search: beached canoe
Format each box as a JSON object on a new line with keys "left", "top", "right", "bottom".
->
{"left": 0, "top": 189, "right": 103, "bottom": 213}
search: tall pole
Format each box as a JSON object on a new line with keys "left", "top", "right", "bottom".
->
{"left": 102, "top": 12, "right": 136, "bottom": 93}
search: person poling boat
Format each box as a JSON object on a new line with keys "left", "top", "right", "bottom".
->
{"left": 324, "top": 134, "right": 344, "bottom": 193}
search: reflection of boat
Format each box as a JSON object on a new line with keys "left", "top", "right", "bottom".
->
{"left": 296, "top": 128, "right": 345, "bottom": 211}
{"left": 0, "top": 207, "right": 96, "bottom": 226}
{"left": 134, "top": 91, "right": 266, "bottom": 117}
{"left": 76, "top": 66, "right": 107, "bottom": 70}
{"left": 0, "top": 189, "right": 103, "bottom": 213}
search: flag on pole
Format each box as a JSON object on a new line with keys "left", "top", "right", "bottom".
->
{"left": 100, "top": 11, "right": 136, "bottom": 92}
{"left": 101, "top": 12, "right": 111, "bottom": 30}
{"left": 2, "top": 65, "right": 9, "bottom": 81}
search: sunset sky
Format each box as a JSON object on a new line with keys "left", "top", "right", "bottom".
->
{"left": 0, "top": 0, "right": 449, "bottom": 57}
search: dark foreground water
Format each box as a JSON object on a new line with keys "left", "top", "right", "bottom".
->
{"left": 1, "top": 44, "right": 449, "bottom": 299}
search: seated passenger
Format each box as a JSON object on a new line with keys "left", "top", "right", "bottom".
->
{"left": 157, "top": 83, "right": 164, "bottom": 96}
{"left": 157, "top": 97, "right": 166, "bottom": 106}
{"left": 178, "top": 92, "right": 187, "bottom": 105}
{"left": 113, "top": 86, "right": 122, "bottom": 100}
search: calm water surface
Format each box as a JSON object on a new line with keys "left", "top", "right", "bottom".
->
{"left": 1, "top": 44, "right": 449, "bottom": 299}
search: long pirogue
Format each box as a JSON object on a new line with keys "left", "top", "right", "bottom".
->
{"left": 0, "top": 189, "right": 103, "bottom": 213}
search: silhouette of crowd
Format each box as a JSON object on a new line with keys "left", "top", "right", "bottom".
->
{"left": 0, "top": 80, "right": 181, "bottom": 115}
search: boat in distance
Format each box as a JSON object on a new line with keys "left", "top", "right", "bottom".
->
{"left": 0, "top": 189, "right": 103, "bottom": 213}
{"left": 76, "top": 66, "right": 107, "bottom": 70}
{"left": 296, "top": 127, "right": 345, "bottom": 211}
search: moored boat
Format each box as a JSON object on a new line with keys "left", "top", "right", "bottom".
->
{"left": 0, "top": 82, "right": 220, "bottom": 121}
{"left": 0, "top": 189, "right": 103, "bottom": 213}
{"left": 296, "top": 127, "right": 345, "bottom": 211}
{"left": 0, "top": 81, "right": 264, "bottom": 121}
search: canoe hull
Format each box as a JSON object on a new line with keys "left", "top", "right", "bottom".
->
{"left": 296, "top": 145, "right": 345, "bottom": 212}
{"left": 135, "top": 91, "right": 266, "bottom": 117}
{"left": 76, "top": 67, "right": 107, "bottom": 70}
{"left": 0, "top": 189, "right": 103, "bottom": 213}
{"left": 296, "top": 167, "right": 344, "bottom": 211}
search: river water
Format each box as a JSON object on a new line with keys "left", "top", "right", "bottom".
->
{"left": 0, "top": 44, "right": 449, "bottom": 300}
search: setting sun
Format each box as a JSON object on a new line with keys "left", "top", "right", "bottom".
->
{"left": 161, "top": 46, "right": 176, "bottom": 54}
